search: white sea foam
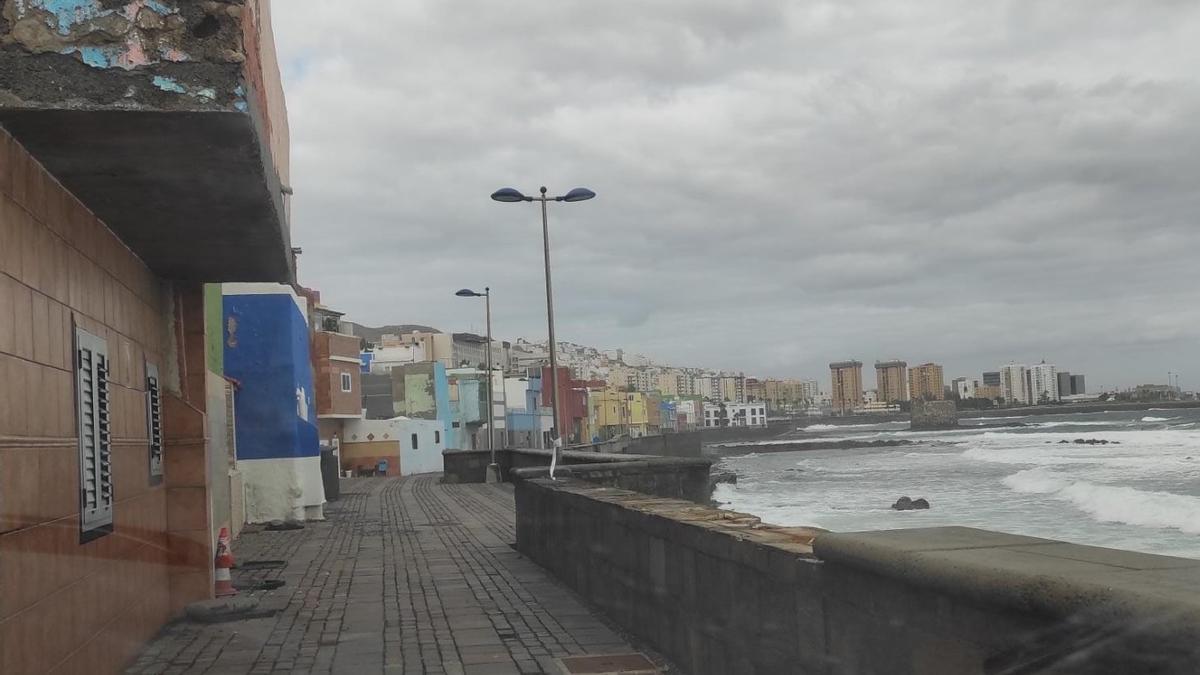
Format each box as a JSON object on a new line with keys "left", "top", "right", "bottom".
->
{"left": 801, "top": 422, "right": 903, "bottom": 431}
{"left": 961, "top": 415, "right": 1030, "bottom": 422}
{"left": 1030, "top": 420, "right": 1114, "bottom": 427}
{"left": 1003, "top": 468, "right": 1200, "bottom": 534}
{"left": 1141, "top": 416, "right": 1173, "bottom": 422}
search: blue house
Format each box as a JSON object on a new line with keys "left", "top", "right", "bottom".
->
{"left": 223, "top": 284, "right": 325, "bottom": 523}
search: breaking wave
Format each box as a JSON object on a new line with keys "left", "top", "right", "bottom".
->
{"left": 1141, "top": 416, "right": 1174, "bottom": 422}
{"left": 800, "top": 422, "right": 904, "bottom": 431}
{"left": 1002, "top": 468, "right": 1200, "bottom": 534}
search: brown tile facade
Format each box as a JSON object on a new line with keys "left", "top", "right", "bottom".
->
{"left": 0, "top": 128, "right": 208, "bottom": 673}
{"left": 312, "top": 331, "right": 363, "bottom": 418}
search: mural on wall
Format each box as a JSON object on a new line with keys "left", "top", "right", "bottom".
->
{"left": 222, "top": 291, "right": 318, "bottom": 462}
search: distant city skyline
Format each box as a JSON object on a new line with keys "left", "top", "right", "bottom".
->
{"left": 349, "top": 318, "right": 1174, "bottom": 393}
{"left": 274, "top": 1, "right": 1199, "bottom": 396}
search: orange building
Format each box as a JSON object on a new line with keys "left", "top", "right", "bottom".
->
{"left": 908, "top": 362, "right": 946, "bottom": 401}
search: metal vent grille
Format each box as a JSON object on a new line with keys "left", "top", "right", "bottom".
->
{"left": 146, "top": 363, "right": 163, "bottom": 482}
{"left": 76, "top": 327, "right": 113, "bottom": 539}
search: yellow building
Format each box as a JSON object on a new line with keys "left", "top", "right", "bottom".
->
{"left": 589, "top": 390, "right": 662, "bottom": 438}
{"left": 830, "top": 360, "right": 864, "bottom": 414}
{"left": 875, "top": 360, "right": 909, "bottom": 403}
{"left": 908, "top": 362, "right": 945, "bottom": 401}
{"left": 590, "top": 389, "right": 629, "bottom": 439}
{"left": 626, "top": 391, "right": 661, "bottom": 437}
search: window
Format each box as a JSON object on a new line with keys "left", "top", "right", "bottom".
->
{"left": 146, "top": 363, "right": 163, "bottom": 484}
{"left": 75, "top": 327, "right": 113, "bottom": 541}
{"left": 434, "top": 430, "right": 441, "bottom": 444}
{"left": 341, "top": 372, "right": 352, "bottom": 392}
{"left": 411, "top": 433, "right": 419, "bottom": 449}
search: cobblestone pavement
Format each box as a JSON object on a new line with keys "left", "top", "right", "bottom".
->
{"left": 126, "top": 476, "right": 651, "bottom": 675}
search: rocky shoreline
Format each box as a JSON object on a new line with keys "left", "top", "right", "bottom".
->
{"left": 713, "top": 438, "right": 915, "bottom": 456}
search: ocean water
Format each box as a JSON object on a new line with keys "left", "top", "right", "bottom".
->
{"left": 713, "top": 408, "right": 1200, "bottom": 558}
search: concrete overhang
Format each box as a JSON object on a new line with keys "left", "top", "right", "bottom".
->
{"left": 0, "top": 0, "right": 293, "bottom": 282}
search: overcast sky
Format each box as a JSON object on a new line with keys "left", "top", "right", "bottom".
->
{"left": 272, "top": 1, "right": 1199, "bottom": 391}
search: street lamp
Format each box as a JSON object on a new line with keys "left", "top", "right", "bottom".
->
{"left": 455, "top": 287, "right": 499, "bottom": 483}
{"left": 491, "top": 186, "right": 595, "bottom": 475}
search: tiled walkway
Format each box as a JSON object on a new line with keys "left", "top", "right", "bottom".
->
{"left": 126, "top": 476, "right": 651, "bottom": 675}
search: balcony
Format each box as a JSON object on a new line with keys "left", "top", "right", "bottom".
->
{"left": 0, "top": 0, "right": 292, "bottom": 281}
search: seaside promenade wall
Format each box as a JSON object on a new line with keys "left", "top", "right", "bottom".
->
{"left": 572, "top": 424, "right": 787, "bottom": 457}
{"left": 515, "top": 478, "right": 1200, "bottom": 675}
{"left": 441, "top": 448, "right": 714, "bottom": 503}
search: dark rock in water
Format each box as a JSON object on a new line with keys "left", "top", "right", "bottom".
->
{"left": 893, "top": 496, "right": 930, "bottom": 510}
{"left": 1072, "top": 438, "right": 1110, "bottom": 445}
{"left": 1058, "top": 440, "right": 1070, "bottom": 444}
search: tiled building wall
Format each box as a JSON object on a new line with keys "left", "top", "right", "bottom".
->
{"left": 313, "top": 331, "right": 363, "bottom": 417}
{"left": 0, "top": 128, "right": 174, "bottom": 673}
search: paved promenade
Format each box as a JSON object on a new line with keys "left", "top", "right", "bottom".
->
{"left": 126, "top": 476, "right": 655, "bottom": 675}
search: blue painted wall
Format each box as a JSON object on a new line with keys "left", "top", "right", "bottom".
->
{"left": 433, "top": 364, "right": 452, "bottom": 442}
{"left": 223, "top": 292, "right": 319, "bottom": 461}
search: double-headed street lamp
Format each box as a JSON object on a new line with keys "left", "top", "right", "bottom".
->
{"left": 491, "top": 186, "right": 595, "bottom": 473}
{"left": 455, "top": 287, "right": 499, "bottom": 482}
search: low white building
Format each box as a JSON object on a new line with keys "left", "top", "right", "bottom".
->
{"left": 340, "top": 417, "right": 446, "bottom": 476}
{"left": 702, "top": 402, "right": 768, "bottom": 428}
{"left": 367, "top": 344, "right": 427, "bottom": 374}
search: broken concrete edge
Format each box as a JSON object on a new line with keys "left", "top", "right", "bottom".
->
{"left": 183, "top": 596, "right": 263, "bottom": 624}
{"left": 510, "top": 458, "right": 714, "bottom": 479}
{"left": 522, "top": 477, "right": 822, "bottom": 556}
{"left": 813, "top": 526, "right": 1200, "bottom": 630}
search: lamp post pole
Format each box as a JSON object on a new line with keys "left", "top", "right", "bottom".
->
{"left": 535, "top": 188, "right": 564, "bottom": 463}
{"left": 491, "top": 185, "right": 595, "bottom": 475}
{"left": 484, "top": 287, "right": 495, "bottom": 464}
{"left": 455, "top": 287, "right": 500, "bottom": 482}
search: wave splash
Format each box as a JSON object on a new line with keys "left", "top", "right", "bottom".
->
{"left": 1002, "top": 468, "right": 1200, "bottom": 534}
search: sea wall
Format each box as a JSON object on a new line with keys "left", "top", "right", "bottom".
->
{"left": 442, "top": 448, "right": 714, "bottom": 503}
{"left": 515, "top": 478, "right": 1200, "bottom": 675}
{"left": 572, "top": 425, "right": 786, "bottom": 457}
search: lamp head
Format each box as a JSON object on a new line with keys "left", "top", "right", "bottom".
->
{"left": 557, "top": 187, "right": 596, "bottom": 202}
{"left": 491, "top": 187, "right": 530, "bottom": 203}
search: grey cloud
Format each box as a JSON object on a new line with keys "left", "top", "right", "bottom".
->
{"left": 273, "top": 0, "right": 1200, "bottom": 389}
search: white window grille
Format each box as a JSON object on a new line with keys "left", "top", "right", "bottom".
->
{"left": 76, "top": 327, "right": 113, "bottom": 540}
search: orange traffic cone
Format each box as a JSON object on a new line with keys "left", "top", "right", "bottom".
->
{"left": 214, "top": 527, "right": 237, "bottom": 597}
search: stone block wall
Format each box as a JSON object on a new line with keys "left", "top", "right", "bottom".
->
{"left": 910, "top": 399, "right": 958, "bottom": 430}
{"left": 516, "top": 479, "right": 1200, "bottom": 675}
{"left": 443, "top": 449, "right": 715, "bottom": 503}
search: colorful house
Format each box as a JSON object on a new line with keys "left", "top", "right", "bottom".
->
{"left": 223, "top": 284, "right": 325, "bottom": 523}
{"left": 339, "top": 417, "right": 445, "bottom": 476}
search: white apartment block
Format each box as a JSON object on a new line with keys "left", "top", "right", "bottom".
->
{"left": 1029, "top": 363, "right": 1059, "bottom": 404}
{"left": 702, "top": 403, "right": 767, "bottom": 428}
{"left": 800, "top": 379, "right": 820, "bottom": 403}
{"left": 627, "top": 368, "right": 656, "bottom": 392}
{"left": 953, "top": 377, "right": 976, "bottom": 399}
{"left": 999, "top": 364, "right": 1030, "bottom": 405}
